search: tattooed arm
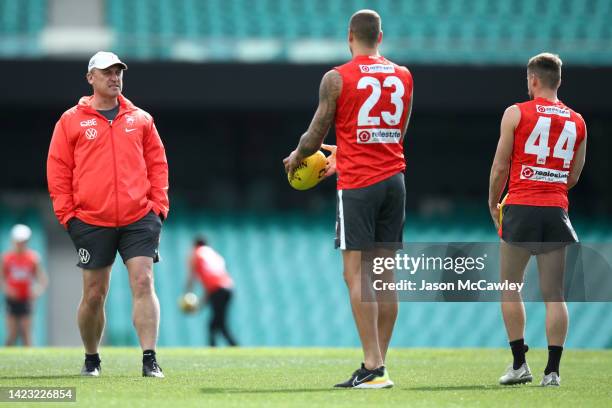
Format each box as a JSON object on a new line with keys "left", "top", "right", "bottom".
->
{"left": 283, "top": 70, "right": 342, "bottom": 174}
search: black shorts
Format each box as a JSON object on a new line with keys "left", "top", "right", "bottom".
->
{"left": 6, "top": 298, "right": 31, "bottom": 317}
{"left": 501, "top": 204, "right": 578, "bottom": 254}
{"left": 335, "top": 172, "right": 406, "bottom": 250}
{"left": 67, "top": 211, "right": 162, "bottom": 269}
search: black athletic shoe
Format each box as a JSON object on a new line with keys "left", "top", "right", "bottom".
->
{"left": 334, "top": 363, "right": 393, "bottom": 389}
{"left": 142, "top": 359, "right": 164, "bottom": 378}
{"left": 80, "top": 360, "right": 101, "bottom": 377}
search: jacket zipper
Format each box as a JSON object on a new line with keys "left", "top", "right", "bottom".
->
{"left": 109, "top": 120, "right": 120, "bottom": 227}
{"left": 83, "top": 102, "right": 130, "bottom": 227}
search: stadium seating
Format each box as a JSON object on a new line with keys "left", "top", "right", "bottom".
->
{"left": 0, "top": 206, "right": 47, "bottom": 346}
{"left": 0, "top": 0, "right": 46, "bottom": 57}
{"left": 104, "top": 0, "right": 612, "bottom": 63}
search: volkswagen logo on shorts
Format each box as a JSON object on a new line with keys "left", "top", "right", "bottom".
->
{"left": 522, "top": 166, "right": 535, "bottom": 178}
{"left": 78, "top": 248, "right": 91, "bottom": 264}
{"left": 358, "top": 130, "right": 371, "bottom": 143}
{"left": 85, "top": 128, "right": 97, "bottom": 140}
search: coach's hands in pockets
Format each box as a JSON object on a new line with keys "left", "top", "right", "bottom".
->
{"left": 321, "top": 144, "right": 337, "bottom": 178}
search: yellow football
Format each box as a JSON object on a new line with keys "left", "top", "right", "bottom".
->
{"left": 288, "top": 151, "right": 327, "bottom": 190}
{"left": 178, "top": 292, "right": 199, "bottom": 313}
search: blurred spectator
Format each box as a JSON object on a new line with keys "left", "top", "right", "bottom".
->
{"left": 1, "top": 224, "right": 47, "bottom": 346}
{"left": 186, "top": 236, "right": 237, "bottom": 347}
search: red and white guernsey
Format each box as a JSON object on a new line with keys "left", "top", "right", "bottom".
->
{"left": 506, "top": 97, "right": 586, "bottom": 211}
{"left": 3, "top": 250, "right": 39, "bottom": 301}
{"left": 334, "top": 55, "right": 413, "bottom": 190}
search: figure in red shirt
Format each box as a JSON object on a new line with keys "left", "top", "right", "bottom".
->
{"left": 1, "top": 224, "right": 47, "bottom": 346}
{"left": 47, "top": 51, "right": 169, "bottom": 378}
{"left": 185, "top": 237, "right": 237, "bottom": 347}
{"left": 489, "top": 53, "right": 587, "bottom": 387}
{"left": 284, "top": 10, "right": 413, "bottom": 388}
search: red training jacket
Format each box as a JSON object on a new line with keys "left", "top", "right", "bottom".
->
{"left": 47, "top": 94, "right": 169, "bottom": 227}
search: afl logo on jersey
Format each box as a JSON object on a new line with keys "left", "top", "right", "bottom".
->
{"left": 522, "top": 166, "right": 535, "bottom": 178}
{"left": 85, "top": 128, "right": 97, "bottom": 140}
{"left": 358, "top": 130, "right": 371, "bottom": 143}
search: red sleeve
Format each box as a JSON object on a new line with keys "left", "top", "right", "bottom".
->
{"left": 143, "top": 118, "right": 169, "bottom": 220}
{"left": 47, "top": 117, "right": 76, "bottom": 227}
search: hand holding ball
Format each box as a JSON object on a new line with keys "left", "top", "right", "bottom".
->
{"left": 287, "top": 151, "right": 327, "bottom": 190}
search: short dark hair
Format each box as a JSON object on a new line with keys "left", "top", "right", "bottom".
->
{"left": 527, "top": 52, "right": 562, "bottom": 89}
{"left": 349, "top": 9, "right": 381, "bottom": 47}
{"left": 194, "top": 236, "right": 207, "bottom": 247}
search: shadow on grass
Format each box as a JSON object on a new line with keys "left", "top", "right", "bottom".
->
{"left": 405, "top": 385, "right": 518, "bottom": 392}
{"left": 0, "top": 375, "right": 83, "bottom": 380}
{"left": 201, "top": 387, "right": 339, "bottom": 394}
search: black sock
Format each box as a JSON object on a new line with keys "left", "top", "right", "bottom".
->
{"left": 143, "top": 349, "right": 156, "bottom": 363}
{"left": 545, "top": 345, "right": 563, "bottom": 375}
{"left": 510, "top": 339, "right": 528, "bottom": 369}
{"left": 85, "top": 353, "right": 100, "bottom": 364}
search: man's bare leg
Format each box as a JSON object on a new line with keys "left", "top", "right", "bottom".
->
{"left": 500, "top": 241, "right": 531, "bottom": 342}
{"left": 126, "top": 256, "right": 159, "bottom": 351}
{"left": 18, "top": 316, "right": 32, "bottom": 346}
{"left": 499, "top": 241, "right": 533, "bottom": 385}
{"left": 5, "top": 314, "right": 18, "bottom": 346}
{"left": 537, "top": 246, "right": 568, "bottom": 377}
{"left": 374, "top": 249, "right": 398, "bottom": 363}
{"left": 343, "top": 250, "right": 383, "bottom": 370}
{"left": 78, "top": 267, "right": 112, "bottom": 354}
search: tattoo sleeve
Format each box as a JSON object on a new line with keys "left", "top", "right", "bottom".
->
{"left": 296, "top": 70, "right": 342, "bottom": 157}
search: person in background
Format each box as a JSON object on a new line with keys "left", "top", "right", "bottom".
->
{"left": 1, "top": 224, "right": 48, "bottom": 346}
{"left": 185, "top": 236, "right": 238, "bottom": 347}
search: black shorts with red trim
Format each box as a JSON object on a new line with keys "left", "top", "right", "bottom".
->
{"left": 501, "top": 204, "right": 578, "bottom": 254}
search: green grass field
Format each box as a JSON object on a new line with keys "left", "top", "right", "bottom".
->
{"left": 0, "top": 348, "right": 610, "bottom": 407}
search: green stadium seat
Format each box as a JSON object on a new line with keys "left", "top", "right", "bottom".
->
{"left": 100, "top": 0, "right": 612, "bottom": 64}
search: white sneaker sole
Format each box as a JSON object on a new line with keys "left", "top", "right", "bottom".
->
{"left": 354, "top": 379, "right": 394, "bottom": 389}
{"left": 500, "top": 375, "right": 533, "bottom": 385}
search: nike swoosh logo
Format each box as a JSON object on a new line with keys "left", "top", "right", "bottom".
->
{"left": 352, "top": 373, "right": 374, "bottom": 386}
{"left": 125, "top": 128, "right": 137, "bottom": 133}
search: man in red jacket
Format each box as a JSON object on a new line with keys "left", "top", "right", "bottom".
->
{"left": 47, "top": 51, "right": 169, "bottom": 378}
